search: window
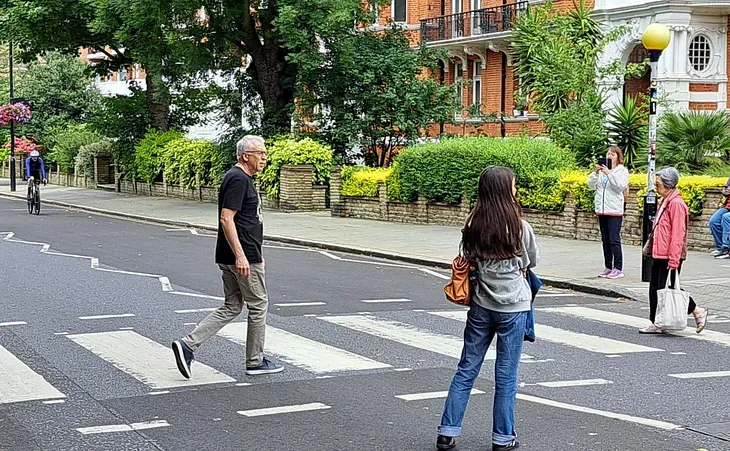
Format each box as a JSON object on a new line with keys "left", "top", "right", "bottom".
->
{"left": 472, "top": 62, "right": 482, "bottom": 106}
{"left": 392, "top": 0, "right": 406, "bottom": 23}
{"left": 455, "top": 62, "right": 464, "bottom": 107}
{"left": 689, "top": 35, "right": 711, "bottom": 72}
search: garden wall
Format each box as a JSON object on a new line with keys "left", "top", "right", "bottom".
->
{"left": 329, "top": 167, "right": 719, "bottom": 251}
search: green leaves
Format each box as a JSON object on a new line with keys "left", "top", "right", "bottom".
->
{"left": 134, "top": 129, "right": 183, "bottom": 183}
{"left": 162, "top": 138, "right": 229, "bottom": 188}
{"left": 607, "top": 95, "right": 648, "bottom": 170}
{"left": 658, "top": 111, "right": 730, "bottom": 174}
{"left": 47, "top": 123, "right": 103, "bottom": 172}
{"left": 258, "top": 136, "right": 334, "bottom": 199}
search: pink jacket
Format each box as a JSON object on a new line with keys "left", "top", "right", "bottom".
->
{"left": 651, "top": 190, "right": 689, "bottom": 268}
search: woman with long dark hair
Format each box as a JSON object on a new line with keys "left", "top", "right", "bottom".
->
{"left": 437, "top": 166, "right": 539, "bottom": 451}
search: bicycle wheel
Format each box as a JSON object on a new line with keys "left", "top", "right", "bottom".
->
{"left": 34, "top": 190, "right": 41, "bottom": 215}
{"left": 27, "top": 186, "right": 34, "bottom": 214}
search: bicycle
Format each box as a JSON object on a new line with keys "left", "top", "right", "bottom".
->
{"left": 27, "top": 180, "right": 41, "bottom": 215}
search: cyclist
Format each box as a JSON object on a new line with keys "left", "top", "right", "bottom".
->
{"left": 26, "top": 150, "right": 47, "bottom": 197}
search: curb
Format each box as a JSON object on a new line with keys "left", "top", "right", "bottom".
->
{"left": 0, "top": 191, "right": 642, "bottom": 302}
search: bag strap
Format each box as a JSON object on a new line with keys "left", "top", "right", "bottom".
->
{"left": 665, "top": 269, "right": 681, "bottom": 291}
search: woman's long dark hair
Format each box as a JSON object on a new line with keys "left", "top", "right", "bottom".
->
{"left": 462, "top": 166, "right": 523, "bottom": 261}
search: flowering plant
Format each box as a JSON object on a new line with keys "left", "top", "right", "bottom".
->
{"left": 0, "top": 103, "right": 32, "bottom": 125}
{"left": 3, "top": 137, "right": 37, "bottom": 153}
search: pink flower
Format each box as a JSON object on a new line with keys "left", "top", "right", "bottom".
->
{"left": 3, "top": 137, "right": 37, "bottom": 153}
{"left": 0, "top": 103, "right": 32, "bottom": 125}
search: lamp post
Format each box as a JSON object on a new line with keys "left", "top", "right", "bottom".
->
{"left": 640, "top": 23, "right": 671, "bottom": 282}
{"left": 8, "top": 40, "right": 16, "bottom": 192}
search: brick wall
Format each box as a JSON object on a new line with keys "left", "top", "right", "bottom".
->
{"left": 689, "top": 83, "right": 719, "bottom": 92}
{"left": 279, "top": 164, "right": 329, "bottom": 211}
{"left": 689, "top": 102, "right": 719, "bottom": 111}
{"left": 330, "top": 170, "right": 720, "bottom": 251}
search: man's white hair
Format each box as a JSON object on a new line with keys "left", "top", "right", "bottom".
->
{"left": 236, "top": 135, "right": 265, "bottom": 160}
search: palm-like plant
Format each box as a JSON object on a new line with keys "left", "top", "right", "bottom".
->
{"left": 607, "top": 95, "right": 648, "bottom": 170}
{"left": 658, "top": 111, "right": 730, "bottom": 173}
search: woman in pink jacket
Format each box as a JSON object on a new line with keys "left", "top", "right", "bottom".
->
{"left": 640, "top": 168, "right": 709, "bottom": 334}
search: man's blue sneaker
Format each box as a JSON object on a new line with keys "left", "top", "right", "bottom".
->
{"left": 246, "top": 357, "right": 284, "bottom": 375}
{"left": 172, "top": 340, "right": 194, "bottom": 379}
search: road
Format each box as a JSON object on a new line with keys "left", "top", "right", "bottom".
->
{"left": 1, "top": 196, "right": 729, "bottom": 451}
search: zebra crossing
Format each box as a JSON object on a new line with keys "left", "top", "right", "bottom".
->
{"left": 3, "top": 304, "right": 730, "bottom": 406}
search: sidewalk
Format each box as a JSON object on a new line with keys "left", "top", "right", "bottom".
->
{"left": 2, "top": 179, "right": 728, "bottom": 313}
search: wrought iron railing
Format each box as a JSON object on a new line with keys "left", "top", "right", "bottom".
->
{"left": 420, "top": 2, "right": 528, "bottom": 43}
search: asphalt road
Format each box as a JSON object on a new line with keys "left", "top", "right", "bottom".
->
{"left": 1, "top": 196, "right": 730, "bottom": 451}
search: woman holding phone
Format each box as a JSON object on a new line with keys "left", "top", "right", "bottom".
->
{"left": 587, "top": 146, "right": 630, "bottom": 279}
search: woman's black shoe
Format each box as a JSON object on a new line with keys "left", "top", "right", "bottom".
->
{"left": 493, "top": 440, "right": 519, "bottom": 450}
{"left": 436, "top": 435, "right": 456, "bottom": 450}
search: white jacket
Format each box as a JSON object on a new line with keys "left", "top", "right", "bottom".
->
{"left": 587, "top": 165, "right": 629, "bottom": 216}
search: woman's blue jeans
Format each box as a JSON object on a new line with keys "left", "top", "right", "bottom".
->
{"left": 438, "top": 304, "right": 527, "bottom": 446}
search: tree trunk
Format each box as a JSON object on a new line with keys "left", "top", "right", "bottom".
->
{"left": 146, "top": 72, "right": 171, "bottom": 131}
{"left": 247, "top": 43, "right": 295, "bottom": 135}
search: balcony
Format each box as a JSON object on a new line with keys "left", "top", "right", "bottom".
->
{"left": 420, "top": 2, "right": 527, "bottom": 45}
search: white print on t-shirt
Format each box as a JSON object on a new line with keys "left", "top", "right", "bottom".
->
{"left": 256, "top": 192, "right": 263, "bottom": 224}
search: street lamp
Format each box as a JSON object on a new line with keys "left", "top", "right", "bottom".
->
{"left": 8, "top": 39, "right": 16, "bottom": 192}
{"left": 640, "top": 23, "right": 671, "bottom": 282}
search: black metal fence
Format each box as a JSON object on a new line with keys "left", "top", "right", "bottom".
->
{"left": 420, "top": 2, "right": 527, "bottom": 44}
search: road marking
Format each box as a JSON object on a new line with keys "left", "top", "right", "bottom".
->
{"left": 118, "top": 327, "right": 134, "bottom": 330}
{"left": 169, "top": 291, "right": 224, "bottom": 301}
{"left": 516, "top": 393, "right": 682, "bottom": 430}
{"left": 361, "top": 299, "right": 412, "bottom": 304}
{"left": 42, "top": 399, "right": 66, "bottom": 404}
{"left": 541, "top": 306, "right": 730, "bottom": 348}
{"left": 79, "top": 313, "right": 135, "bottom": 320}
{"left": 238, "top": 403, "right": 331, "bottom": 417}
{"left": 521, "top": 379, "right": 613, "bottom": 388}
{"left": 0, "top": 321, "right": 27, "bottom": 327}
{"left": 76, "top": 420, "right": 171, "bottom": 435}
{"left": 0, "top": 345, "right": 66, "bottom": 404}
{"left": 67, "top": 331, "right": 235, "bottom": 389}
{"left": 668, "top": 370, "right": 730, "bottom": 380}
{"left": 149, "top": 391, "right": 170, "bottom": 395}
{"left": 428, "top": 310, "right": 662, "bottom": 354}
{"left": 396, "top": 389, "right": 484, "bottom": 401}
{"left": 175, "top": 308, "right": 217, "bottom": 314}
{"left": 536, "top": 293, "right": 576, "bottom": 298}
{"left": 320, "top": 315, "right": 532, "bottom": 361}
{"left": 53, "top": 332, "right": 69, "bottom": 336}
{"left": 670, "top": 352, "right": 687, "bottom": 355}
{"left": 219, "top": 322, "right": 390, "bottom": 374}
{"left": 275, "top": 302, "right": 326, "bottom": 307}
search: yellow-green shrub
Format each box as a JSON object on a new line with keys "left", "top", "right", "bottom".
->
{"left": 341, "top": 166, "right": 392, "bottom": 197}
{"left": 634, "top": 174, "right": 727, "bottom": 217}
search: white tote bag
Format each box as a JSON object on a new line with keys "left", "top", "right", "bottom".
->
{"left": 655, "top": 270, "right": 689, "bottom": 332}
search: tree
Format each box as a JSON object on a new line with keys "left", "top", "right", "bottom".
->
{"left": 607, "top": 95, "right": 648, "bottom": 170}
{"left": 293, "top": 27, "right": 457, "bottom": 166}
{"left": 658, "top": 111, "right": 730, "bottom": 174}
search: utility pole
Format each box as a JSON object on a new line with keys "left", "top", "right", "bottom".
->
{"left": 8, "top": 39, "right": 16, "bottom": 192}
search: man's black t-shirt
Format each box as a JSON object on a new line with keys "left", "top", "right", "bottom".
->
{"left": 215, "top": 167, "right": 264, "bottom": 265}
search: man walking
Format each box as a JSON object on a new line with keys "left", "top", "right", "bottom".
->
{"left": 709, "top": 176, "right": 730, "bottom": 259}
{"left": 172, "top": 135, "right": 283, "bottom": 377}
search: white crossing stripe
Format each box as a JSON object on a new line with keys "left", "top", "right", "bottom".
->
{"left": 668, "top": 370, "right": 730, "bottom": 380}
{"left": 238, "top": 402, "right": 331, "bottom": 417}
{"left": 319, "top": 315, "right": 532, "bottom": 361}
{"left": 542, "top": 306, "right": 730, "bottom": 348}
{"left": 523, "top": 378, "right": 613, "bottom": 388}
{"left": 79, "top": 313, "right": 135, "bottom": 320}
{"left": 67, "top": 331, "right": 235, "bottom": 389}
{"left": 516, "top": 394, "right": 682, "bottom": 430}
{"left": 0, "top": 345, "right": 66, "bottom": 404}
{"left": 218, "top": 322, "right": 390, "bottom": 373}
{"left": 0, "top": 321, "right": 27, "bottom": 327}
{"left": 174, "top": 308, "right": 217, "bottom": 314}
{"left": 396, "top": 389, "right": 484, "bottom": 401}
{"left": 428, "top": 310, "right": 662, "bottom": 354}
{"left": 275, "top": 302, "right": 326, "bottom": 307}
{"left": 361, "top": 299, "right": 412, "bottom": 304}
{"left": 76, "top": 420, "right": 170, "bottom": 435}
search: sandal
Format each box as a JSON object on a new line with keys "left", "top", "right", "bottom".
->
{"left": 694, "top": 308, "right": 709, "bottom": 334}
{"left": 639, "top": 324, "right": 667, "bottom": 334}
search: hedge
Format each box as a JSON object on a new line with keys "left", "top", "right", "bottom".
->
{"left": 341, "top": 166, "right": 392, "bottom": 197}
{"left": 259, "top": 136, "right": 333, "bottom": 200}
{"left": 162, "top": 138, "right": 229, "bottom": 189}
{"left": 387, "top": 137, "right": 577, "bottom": 205}
{"left": 135, "top": 129, "right": 184, "bottom": 183}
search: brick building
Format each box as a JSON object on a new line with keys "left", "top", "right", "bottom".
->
{"left": 370, "top": 0, "right": 730, "bottom": 138}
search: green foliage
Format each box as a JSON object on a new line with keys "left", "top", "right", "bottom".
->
{"left": 48, "top": 124, "right": 102, "bottom": 173}
{"left": 544, "top": 98, "right": 607, "bottom": 166}
{"left": 162, "top": 138, "right": 228, "bottom": 189}
{"left": 259, "top": 136, "right": 334, "bottom": 200}
{"left": 658, "top": 111, "right": 730, "bottom": 174}
{"left": 293, "top": 26, "right": 457, "bottom": 166}
{"left": 135, "top": 129, "right": 184, "bottom": 183}
{"left": 387, "top": 137, "right": 577, "bottom": 205}
{"left": 607, "top": 95, "right": 648, "bottom": 170}
{"left": 341, "top": 166, "right": 392, "bottom": 197}
{"left": 75, "top": 140, "right": 112, "bottom": 176}
{"left": 633, "top": 174, "right": 726, "bottom": 217}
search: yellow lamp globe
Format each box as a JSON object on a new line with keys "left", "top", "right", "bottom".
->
{"left": 642, "top": 23, "right": 671, "bottom": 51}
